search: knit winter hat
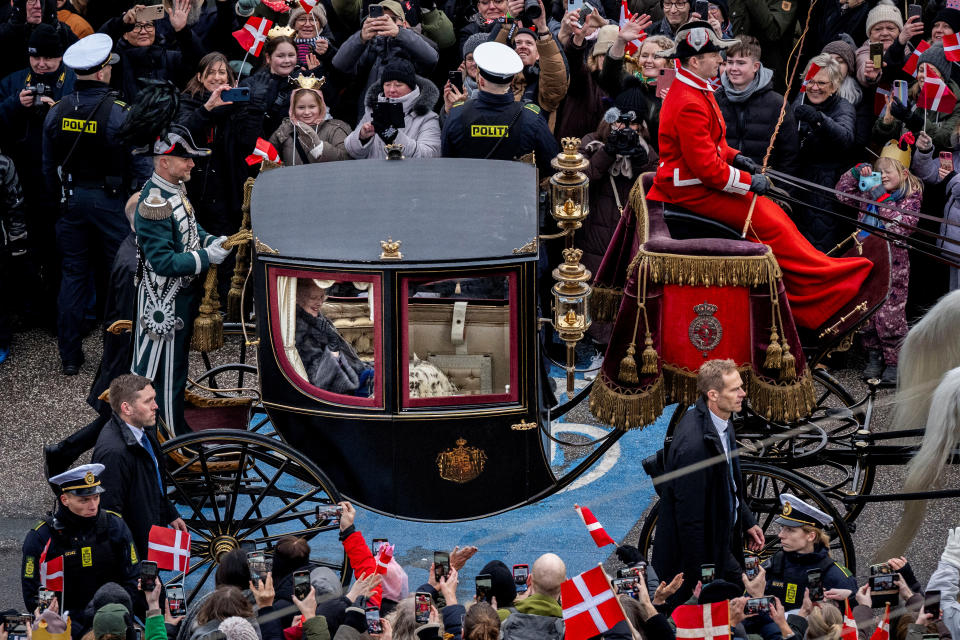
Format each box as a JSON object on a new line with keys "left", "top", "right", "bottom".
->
{"left": 309, "top": 566, "right": 341, "bottom": 597}
{"left": 934, "top": 6, "right": 960, "bottom": 32}
{"left": 462, "top": 31, "right": 488, "bottom": 58}
{"left": 381, "top": 58, "right": 416, "bottom": 89}
{"left": 92, "top": 604, "right": 128, "bottom": 639}
{"left": 218, "top": 617, "right": 259, "bottom": 640}
{"left": 479, "top": 560, "right": 517, "bottom": 608}
{"left": 28, "top": 23, "right": 63, "bottom": 57}
{"left": 380, "top": 559, "right": 409, "bottom": 602}
{"left": 866, "top": 0, "right": 904, "bottom": 36}
{"left": 288, "top": 4, "right": 328, "bottom": 31}
{"left": 919, "top": 42, "right": 952, "bottom": 82}
{"left": 822, "top": 39, "right": 856, "bottom": 75}
{"left": 592, "top": 24, "right": 619, "bottom": 58}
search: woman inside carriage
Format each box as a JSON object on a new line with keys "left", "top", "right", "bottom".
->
{"left": 294, "top": 278, "right": 374, "bottom": 396}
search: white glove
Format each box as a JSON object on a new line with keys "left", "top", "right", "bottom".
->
{"left": 205, "top": 237, "right": 231, "bottom": 265}
{"left": 941, "top": 526, "right": 960, "bottom": 569}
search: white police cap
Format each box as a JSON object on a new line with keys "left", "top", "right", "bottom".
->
{"left": 49, "top": 463, "right": 106, "bottom": 496}
{"left": 63, "top": 33, "right": 120, "bottom": 74}
{"left": 473, "top": 41, "right": 523, "bottom": 83}
{"left": 773, "top": 493, "right": 832, "bottom": 529}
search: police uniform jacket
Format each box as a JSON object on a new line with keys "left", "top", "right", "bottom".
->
{"left": 651, "top": 398, "right": 757, "bottom": 590}
{"left": 40, "top": 79, "right": 151, "bottom": 193}
{"left": 92, "top": 413, "right": 180, "bottom": 559}
{"left": 21, "top": 506, "right": 138, "bottom": 630}
{"left": 441, "top": 89, "right": 560, "bottom": 175}
{"left": 0, "top": 64, "right": 76, "bottom": 145}
{"left": 762, "top": 544, "right": 857, "bottom": 608}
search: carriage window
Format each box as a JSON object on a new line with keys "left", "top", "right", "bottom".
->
{"left": 273, "top": 271, "right": 381, "bottom": 406}
{"left": 402, "top": 273, "right": 518, "bottom": 407}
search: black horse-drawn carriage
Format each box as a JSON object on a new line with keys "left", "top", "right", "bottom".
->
{"left": 154, "top": 143, "right": 959, "bottom": 598}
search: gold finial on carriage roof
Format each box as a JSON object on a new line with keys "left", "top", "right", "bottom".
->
{"left": 562, "top": 247, "right": 583, "bottom": 265}
{"left": 552, "top": 138, "right": 589, "bottom": 173}
{"left": 291, "top": 74, "right": 326, "bottom": 91}
{"left": 380, "top": 237, "right": 403, "bottom": 260}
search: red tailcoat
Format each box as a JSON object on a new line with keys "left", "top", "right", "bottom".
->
{"left": 646, "top": 65, "right": 873, "bottom": 329}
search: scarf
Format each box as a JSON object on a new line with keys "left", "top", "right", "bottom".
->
{"left": 862, "top": 181, "right": 907, "bottom": 230}
{"left": 294, "top": 36, "right": 319, "bottom": 65}
{"left": 720, "top": 65, "right": 773, "bottom": 103}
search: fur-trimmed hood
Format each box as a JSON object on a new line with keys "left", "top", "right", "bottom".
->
{"left": 363, "top": 74, "right": 439, "bottom": 116}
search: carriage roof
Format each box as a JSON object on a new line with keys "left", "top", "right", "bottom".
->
{"left": 250, "top": 159, "right": 539, "bottom": 264}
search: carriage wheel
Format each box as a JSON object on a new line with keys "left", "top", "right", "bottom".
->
{"left": 159, "top": 430, "right": 349, "bottom": 602}
{"left": 734, "top": 370, "right": 875, "bottom": 524}
{"left": 636, "top": 462, "right": 856, "bottom": 573}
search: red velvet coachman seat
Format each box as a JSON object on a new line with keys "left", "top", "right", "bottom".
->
{"left": 589, "top": 174, "right": 819, "bottom": 429}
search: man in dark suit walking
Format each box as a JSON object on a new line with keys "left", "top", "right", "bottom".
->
{"left": 652, "top": 358, "right": 765, "bottom": 605}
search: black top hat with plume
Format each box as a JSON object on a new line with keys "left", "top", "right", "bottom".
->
{"left": 118, "top": 80, "right": 211, "bottom": 158}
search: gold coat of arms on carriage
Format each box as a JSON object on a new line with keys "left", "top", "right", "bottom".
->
{"left": 436, "top": 438, "right": 488, "bottom": 484}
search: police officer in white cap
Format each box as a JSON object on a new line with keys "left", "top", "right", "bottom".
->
{"left": 21, "top": 463, "right": 139, "bottom": 636}
{"left": 441, "top": 41, "right": 558, "bottom": 173}
{"left": 742, "top": 493, "right": 856, "bottom": 619}
{"left": 41, "top": 33, "right": 152, "bottom": 376}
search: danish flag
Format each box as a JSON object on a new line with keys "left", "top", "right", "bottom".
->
{"left": 575, "top": 504, "right": 616, "bottom": 547}
{"left": 870, "top": 604, "right": 890, "bottom": 640}
{"left": 842, "top": 601, "right": 858, "bottom": 640}
{"left": 39, "top": 538, "right": 64, "bottom": 591}
{"left": 375, "top": 543, "right": 394, "bottom": 575}
{"left": 919, "top": 64, "right": 958, "bottom": 113}
{"left": 148, "top": 526, "right": 192, "bottom": 571}
{"left": 944, "top": 33, "right": 960, "bottom": 62}
{"left": 799, "top": 61, "right": 821, "bottom": 93}
{"left": 619, "top": 0, "right": 646, "bottom": 56}
{"left": 903, "top": 40, "right": 931, "bottom": 76}
{"left": 233, "top": 16, "right": 274, "bottom": 57}
{"left": 672, "top": 601, "right": 731, "bottom": 640}
{"left": 561, "top": 566, "right": 626, "bottom": 640}
{"left": 299, "top": 0, "right": 319, "bottom": 14}
{"left": 246, "top": 138, "right": 281, "bottom": 165}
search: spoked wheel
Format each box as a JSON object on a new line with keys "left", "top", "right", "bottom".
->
{"left": 637, "top": 462, "right": 856, "bottom": 573}
{"left": 733, "top": 369, "right": 875, "bottom": 523}
{"left": 159, "top": 430, "right": 348, "bottom": 602}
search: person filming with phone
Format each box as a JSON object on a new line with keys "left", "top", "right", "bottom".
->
{"left": 741, "top": 494, "right": 856, "bottom": 639}
{"left": 652, "top": 359, "right": 764, "bottom": 607}
{"left": 21, "top": 464, "right": 139, "bottom": 638}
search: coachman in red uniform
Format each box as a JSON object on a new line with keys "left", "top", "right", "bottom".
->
{"left": 645, "top": 21, "right": 873, "bottom": 329}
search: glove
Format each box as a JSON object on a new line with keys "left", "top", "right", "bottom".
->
{"left": 941, "top": 526, "right": 960, "bottom": 569}
{"left": 750, "top": 173, "right": 771, "bottom": 196}
{"left": 341, "top": 606, "right": 367, "bottom": 632}
{"left": 889, "top": 98, "right": 912, "bottom": 121}
{"left": 616, "top": 544, "right": 644, "bottom": 566}
{"left": 794, "top": 103, "right": 821, "bottom": 125}
{"left": 373, "top": 119, "right": 400, "bottom": 144}
{"left": 205, "top": 237, "right": 231, "bottom": 265}
{"left": 235, "top": 0, "right": 260, "bottom": 16}
{"left": 733, "top": 153, "right": 761, "bottom": 174}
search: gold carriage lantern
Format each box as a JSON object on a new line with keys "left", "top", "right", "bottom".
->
{"left": 545, "top": 137, "right": 593, "bottom": 394}
{"left": 549, "top": 138, "right": 590, "bottom": 234}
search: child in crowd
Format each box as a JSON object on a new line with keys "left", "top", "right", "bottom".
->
{"left": 836, "top": 139, "right": 922, "bottom": 383}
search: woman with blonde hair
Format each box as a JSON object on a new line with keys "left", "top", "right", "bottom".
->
{"left": 836, "top": 142, "right": 922, "bottom": 382}
{"left": 806, "top": 602, "right": 843, "bottom": 640}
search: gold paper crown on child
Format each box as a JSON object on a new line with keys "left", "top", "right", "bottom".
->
{"left": 291, "top": 74, "right": 326, "bottom": 90}
{"left": 267, "top": 24, "right": 296, "bottom": 38}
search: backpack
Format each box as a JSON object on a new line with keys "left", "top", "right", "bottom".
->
{"left": 499, "top": 609, "right": 564, "bottom": 640}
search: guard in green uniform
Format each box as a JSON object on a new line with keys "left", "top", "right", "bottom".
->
{"left": 21, "top": 464, "right": 139, "bottom": 638}
{"left": 131, "top": 124, "right": 232, "bottom": 435}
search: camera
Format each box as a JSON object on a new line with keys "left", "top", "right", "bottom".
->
{"left": 745, "top": 597, "right": 774, "bottom": 615}
{"left": 807, "top": 569, "right": 824, "bottom": 602}
{"left": 523, "top": 0, "right": 541, "bottom": 23}
{"left": 869, "top": 574, "right": 897, "bottom": 591}
{"left": 316, "top": 505, "right": 342, "bottom": 521}
{"left": 617, "top": 564, "right": 645, "bottom": 578}
{"left": 870, "top": 563, "right": 892, "bottom": 576}
{"left": 744, "top": 556, "right": 759, "bottom": 579}
{"left": 700, "top": 564, "right": 715, "bottom": 585}
{"left": 25, "top": 83, "right": 50, "bottom": 109}
{"left": 612, "top": 577, "right": 640, "bottom": 598}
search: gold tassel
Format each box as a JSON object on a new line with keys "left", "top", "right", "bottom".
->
{"left": 191, "top": 265, "right": 224, "bottom": 352}
{"left": 589, "top": 286, "right": 624, "bottom": 322}
{"left": 226, "top": 181, "right": 254, "bottom": 322}
{"left": 588, "top": 372, "right": 666, "bottom": 431}
{"left": 780, "top": 339, "right": 797, "bottom": 381}
{"left": 619, "top": 344, "right": 639, "bottom": 384}
{"left": 763, "top": 326, "right": 782, "bottom": 370}
{"left": 640, "top": 334, "right": 658, "bottom": 375}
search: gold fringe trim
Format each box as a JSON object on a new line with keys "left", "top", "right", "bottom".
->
{"left": 629, "top": 250, "right": 782, "bottom": 287}
{"left": 749, "top": 370, "right": 816, "bottom": 423}
{"left": 184, "top": 388, "right": 254, "bottom": 409}
{"left": 627, "top": 175, "right": 652, "bottom": 245}
{"left": 661, "top": 363, "right": 751, "bottom": 408}
{"left": 589, "top": 372, "right": 665, "bottom": 431}
{"left": 589, "top": 286, "right": 623, "bottom": 322}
